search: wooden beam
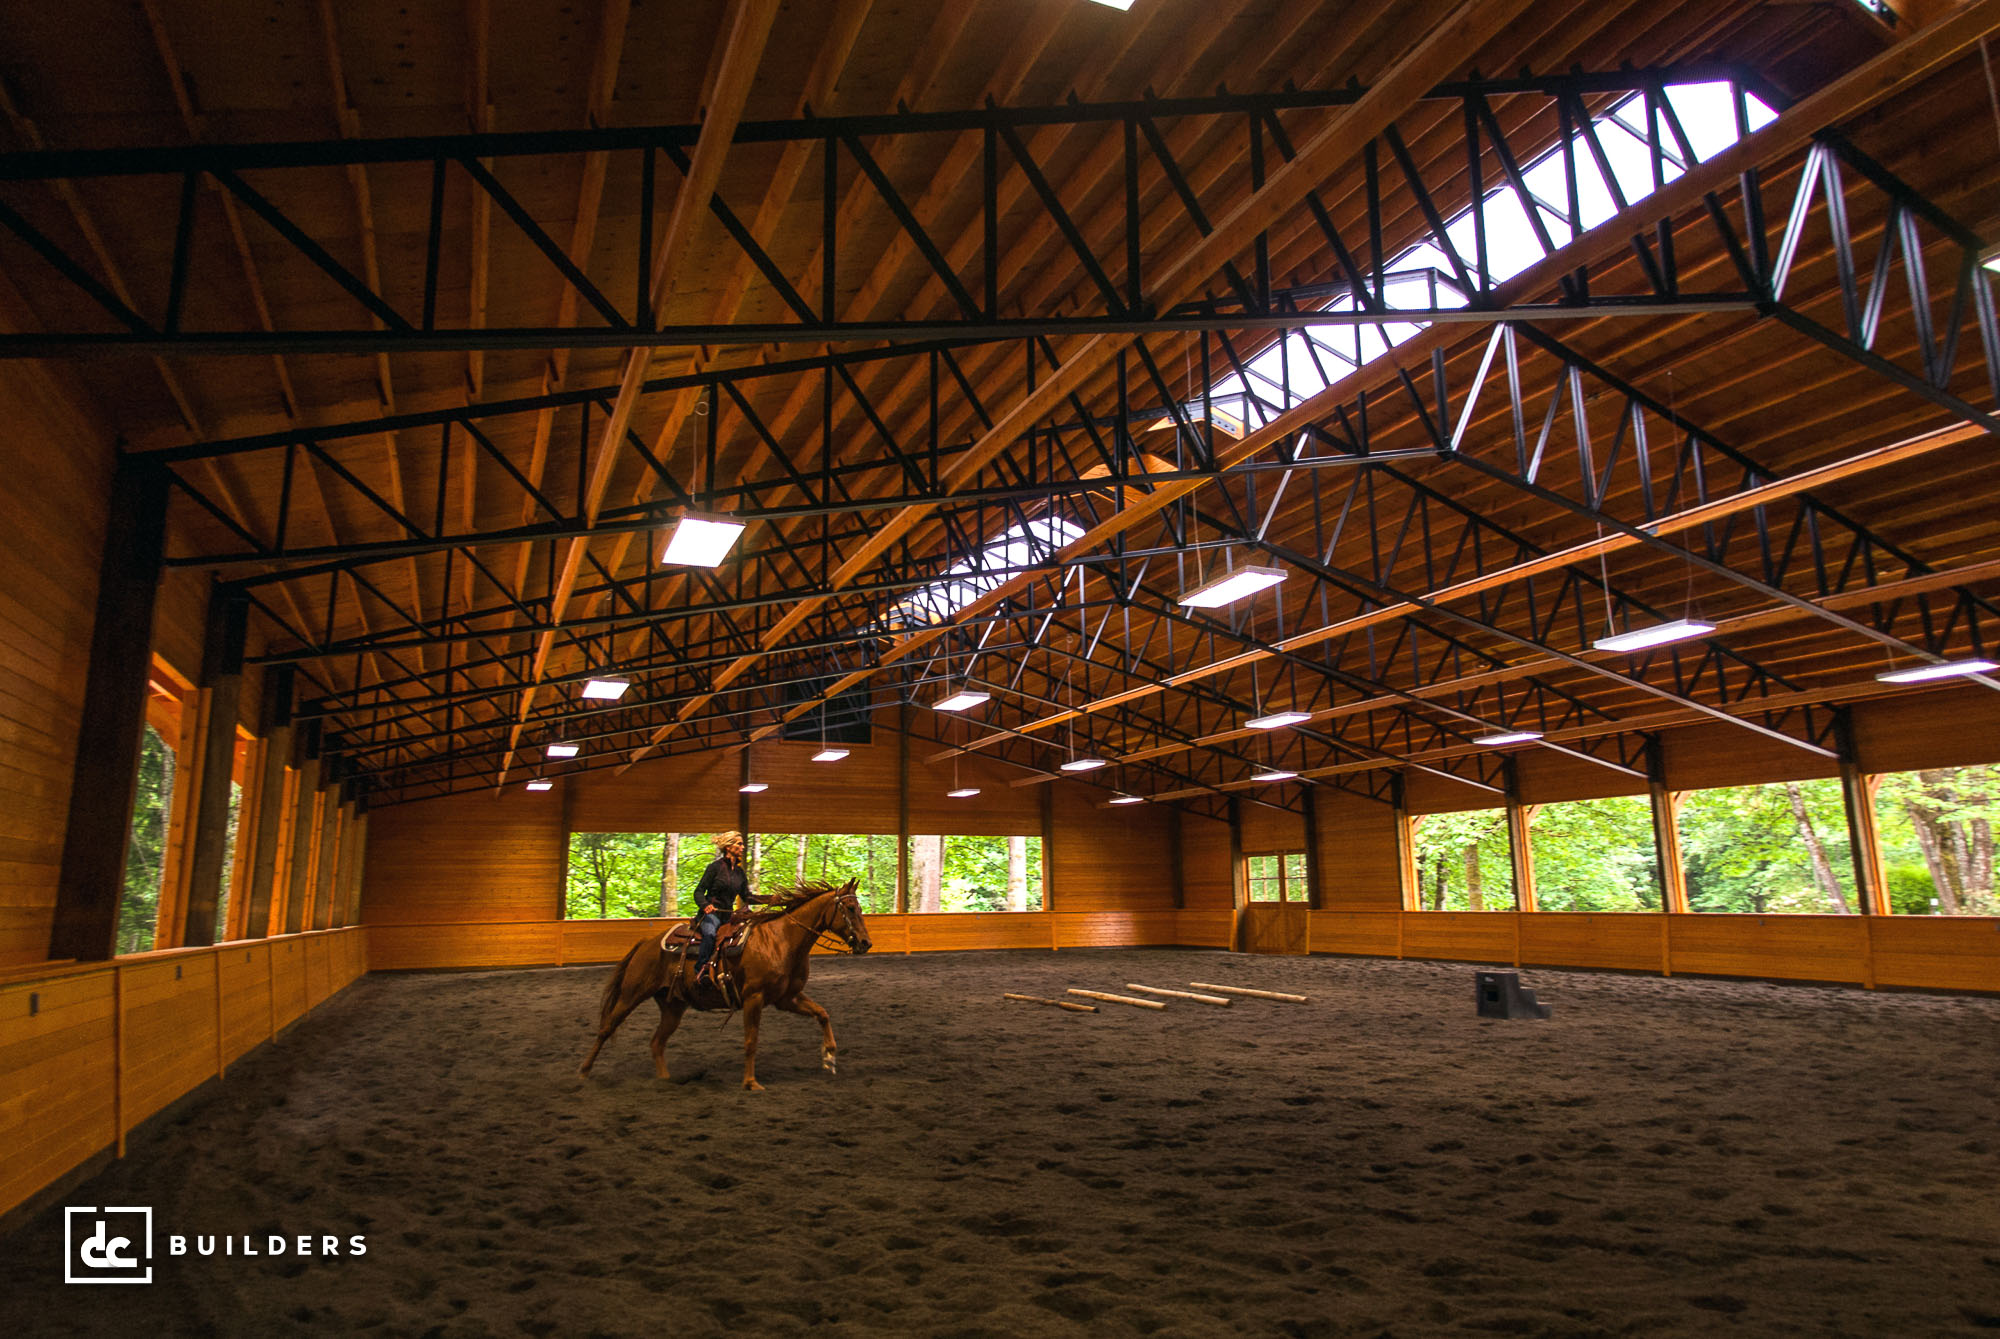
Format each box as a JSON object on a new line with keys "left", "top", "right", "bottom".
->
{"left": 283, "top": 752, "right": 321, "bottom": 935}
{"left": 48, "top": 458, "right": 171, "bottom": 961}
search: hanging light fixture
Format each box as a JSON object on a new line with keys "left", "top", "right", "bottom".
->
{"left": 525, "top": 779, "right": 554, "bottom": 792}
{"left": 1875, "top": 658, "right": 2000, "bottom": 684}
{"left": 1246, "top": 710, "right": 1311, "bottom": 730}
{"left": 1179, "top": 564, "right": 1287, "bottom": 609}
{"left": 1250, "top": 768, "right": 1298, "bottom": 782}
{"left": 1473, "top": 730, "right": 1542, "bottom": 746}
{"left": 947, "top": 748, "right": 979, "bottom": 799}
{"left": 661, "top": 512, "right": 745, "bottom": 567}
{"left": 546, "top": 743, "right": 580, "bottom": 759}
{"left": 1108, "top": 794, "right": 1148, "bottom": 805}
{"left": 581, "top": 677, "right": 630, "bottom": 701}
{"left": 1593, "top": 619, "right": 1717, "bottom": 653}
{"left": 812, "top": 747, "right": 849, "bottom": 763}
{"left": 738, "top": 781, "right": 769, "bottom": 794}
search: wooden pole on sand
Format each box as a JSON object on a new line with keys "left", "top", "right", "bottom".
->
{"left": 1005, "top": 992, "right": 1097, "bottom": 1013}
{"left": 1067, "top": 988, "right": 1167, "bottom": 1010}
{"left": 1189, "top": 982, "right": 1309, "bottom": 1002}
{"left": 1125, "top": 983, "right": 1231, "bottom": 1005}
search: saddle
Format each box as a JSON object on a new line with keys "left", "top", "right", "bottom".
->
{"left": 658, "top": 915, "right": 750, "bottom": 958}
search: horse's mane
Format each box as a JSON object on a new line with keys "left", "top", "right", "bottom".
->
{"left": 743, "top": 878, "right": 849, "bottom": 925}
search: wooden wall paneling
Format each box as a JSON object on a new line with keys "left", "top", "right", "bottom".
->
{"left": 1046, "top": 785, "right": 1175, "bottom": 912}
{"left": 270, "top": 937, "right": 308, "bottom": 1031}
{"left": 754, "top": 740, "right": 902, "bottom": 833}
{"left": 1665, "top": 914, "right": 1871, "bottom": 984}
{"left": 1177, "top": 814, "right": 1234, "bottom": 909}
{"left": 183, "top": 589, "right": 246, "bottom": 946}
{"left": 906, "top": 912, "right": 1053, "bottom": 952}
{"left": 1849, "top": 685, "right": 2000, "bottom": 775}
{"left": 118, "top": 954, "right": 218, "bottom": 1128}
{"left": 560, "top": 916, "right": 682, "bottom": 966}
{"left": 1399, "top": 911, "right": 1520, "bottom": 966}
{"left": 1315, "top": 787, "right": 1405, "bottom": 910}
{"left": 365, "top": 921, "right": 565, "bottom": 970}
{"left": 217, "top": 942, "right": 272, "bottom": 1067}
{"left": 1868, "top": 917, "right": 2000, "bottom": 992}
{"left": 1052, "top": 910, "right": 1180, "bottom": 948}
{"left": 0, "top": 967, "right": 117, "bottom": 1218}
{"left": 1402, "top": 769, "right": 1507, "bottom": 815}
{"left": 1173, "top": 908, "right": 1235, "bottom": 947}
{"left": 362, "top": 789, "right": 565, "bottom": 924}
{"left": 1243, "top": 904, "right": 1308, "bottom": 954}
{"left": 340, "top": 812, "right": 368, "bottom": 927}
{"left": 0, "top": 352, "right": 117, "bottom": 966}
{"left": 1660, "top": 721, "right": 1842, "bottom": 791}
{"left": 1237, "top": 798, "right": 1305, "bottom": 852}
{"left": 1513, "top": 749, "right": 1650, "bottom": 804}
{"left": 1518, "top": 913, "right": 1669, "bottom": 973}
{"left": 907, "top": 746, "right": 1044, "bottom": 834}
{"left": 1306, "top": 909, "right": 1402, "bottom": 957}
{"left": 564, "top": 750, "right": 740, "bottom": 832}
{"left": 46, "top": 459, "right": 169, "bottom": 961}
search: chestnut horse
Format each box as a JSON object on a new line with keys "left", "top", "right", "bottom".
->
{"left": 578, "top": 878, "right": 871, "bottom": 1089}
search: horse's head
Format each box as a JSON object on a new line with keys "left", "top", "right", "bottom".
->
{"left": 829, "top": 877, "right": 871, "bottom": 955}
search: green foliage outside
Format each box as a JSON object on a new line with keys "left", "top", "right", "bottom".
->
{"left": 1246, "top": 851, "right": 1307, "bottom": 902}
{"left": 565, "top": 832, "right": 901, "bottom": 919}
{"left": 563, "top": 831, "right": 1046, "bottom": 919}
{"left": 118, "top": 723, "right": 174, "bottom": 955}
{"left": 1411, "top": 809, "right": 1515, "bottom": 910}
{"left": 1529, "top": 796, "right": 1662, "bottom": 911}
{"left": 906, "top": 834, "right": 1044, "bottom": 913}
{"left": 1875, "top": 765, "right": 1998, "bottom": 915}
{"left": 215, "top": 781, "right": 241, "bottom": 942}
{"left": 1679, "top": 779, "right": 1856, "bottom": 913}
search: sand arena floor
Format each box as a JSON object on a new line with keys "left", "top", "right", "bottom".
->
{"left": 3, "top": 948, "right": 1998, "bottom": 1337}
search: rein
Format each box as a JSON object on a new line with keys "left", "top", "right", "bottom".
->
{"left": 772, "top": 890, "right": 860, "bottom": 955}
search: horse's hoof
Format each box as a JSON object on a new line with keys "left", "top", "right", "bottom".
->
{"left": 822, "top": 1051, "right": 837, "bottom": 1074}
{"left": 744, "top": 1080, "right": 765, "bottom": 1092}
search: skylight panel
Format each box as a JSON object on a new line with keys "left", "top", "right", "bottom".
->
{"left": 884, "top": 516, "right": 1086, "bottom": 626}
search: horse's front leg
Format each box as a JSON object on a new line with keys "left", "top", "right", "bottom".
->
{"left": 740, "top": 993, "right": 766, "bottom": 1091}
{"left": 778, "top": 992, "right": 837, "bottom": 1074}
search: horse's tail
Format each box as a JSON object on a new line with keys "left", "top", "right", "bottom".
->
{"left": 597, "top": 939, "right": 645, "bottom": 1024}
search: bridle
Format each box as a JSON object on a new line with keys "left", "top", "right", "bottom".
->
{"left": 789, "top": 886, "right": 867, "bottom": 954}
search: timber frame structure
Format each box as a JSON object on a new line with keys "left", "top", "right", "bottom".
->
{"left": 2, "top": 0, "right": 1999, "bottom": 941}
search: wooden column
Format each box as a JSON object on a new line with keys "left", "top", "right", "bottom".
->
{"left": 1039, "top": 782, "right": 1055, "bottom": 912}
{"left": 1227, "top": 796, "right": 1247, "bottom": 952}
{"left": 50, "top": 457, "right": 171, "bottom": 962}
{"left": 1300, "top": 785, "right": 1325, "bottom": 910}
{"left": 340, "top": 809, "right": 369, "bottom": 926}
{"left": 241, "top": 665, "right": 294, "bottom": 938}
{"left": 1504, "top": 759, "right": 1538, "bottom": 914}
{"left": 183, "top": 589, "right": 248, "bottom": 946}
{"left": 894, "top": 719, "right": 910, "bottom": 915}
{"left": 1644, "top": 733, "right": 1689, "bottom": 916}
{"left": 1391, "top": 773, "right": 1418, "bottom": 913}
{"left": 1167, "top": 807, "right": 1185, "bottom": 911}
{"left": 312, "top": 773, "right": 344, "bottom": 929}
{"left": 283, "top": 732, "right": 322, "bottom": 934}
{"left": 1836, "top": 713, "right": 1890, "bottom": 916}
{"left": 737, "top": 750, "right": 751, "bottom": 838}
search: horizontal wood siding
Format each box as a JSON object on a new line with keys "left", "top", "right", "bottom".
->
{"left": 0, "top": 928, "right": 365, "bottom": 1221}
{"left": 1315, "top": 790, "right": 1402, "bottom": 909}
{"left": 1666, "top": 914, "right": 1871, "bottom": 983}
{"left": 1175, "top": 908, "right": 1235, "bottom": 946}
{"left": 1400, "top": 911, "right": 1518, "bottom": 964}
{"left": 1848, "top": 686, "right": 2000, "bottom": 775}
{"left": 1178, "top": 815, "right": 1234, "bottom": 909}
{"left": 1049, "top": 792, "right": 1174, "bottom": 911}
{"left": 1867, "top": 916, "right": 2000, "bottom": 991}
{"left": 1308, "top": 910, "right": 1402, "bottom": 957}
{"left": 565, "top": 751, "right": 740, "bottom": 833}
{"left": 362, "top": 789, "right": 564, "bottom": 924}
{"left": 1519, "top": 912, "right": 1666, "bottom": 973}
{"left": 0, "top": 358, "right": 115, "bottom": 965}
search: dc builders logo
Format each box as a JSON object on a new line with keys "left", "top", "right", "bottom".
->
{"left": 65, "top": 1205, "right": 367, "bottom": 1285}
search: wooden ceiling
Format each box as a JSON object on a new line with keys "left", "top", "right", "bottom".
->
{"left": 3, "top": 0, "right": 1997, "bottom": 811}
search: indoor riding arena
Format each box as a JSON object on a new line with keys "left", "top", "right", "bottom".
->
{"left": 2, "top": 1, "right": 1999, "bottom": 1335}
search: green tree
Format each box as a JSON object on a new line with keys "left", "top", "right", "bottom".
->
{"left": 118, "top": 723, "right": 175, "bottom": 955}
{"left": 1410, "top": 809, "right": 1513, "bottom": 910}
{"left": 1679, "top": 779, "right": 1854, "bottom": 913}
{"left": 1527, "top": 796, "right": 1662, "bottom": 912}
{"left": 1875, "top": 765, "right": 1998, "bottom": 915}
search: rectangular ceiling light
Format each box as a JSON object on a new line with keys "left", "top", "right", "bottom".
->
{"left": 1108, "top": 794, "right": 1147, "bottom": 805}
{"left": 1250, "top": 768, "right": 1298, "bottom": 782}
{"left": 1246, "top": 710, "right": 1312, "bottom": 730}
{"left": 934, "top": 689, "right": 992, "bottom": 712}
{"left": 738, "top": 782, "right": 769, "bottom": 794}
{"left": 1086, "top": 0, "right": 1135, "bottom": 8}
{"left": 812, "top": 748, "right": 849, "bottom": 763}
{"left": 581, "top": 678, "right": 630, "bottom": 700}
{"left": 525, "top": 780, "right": 554, "bottom": 792}
{"left": 1060, "top": 758, "right": 1108, "bottom": 772}
{"left": 1178, "top": 565, "right": 1287, "bottom": 609}
{"left": 545, "top": 743, "right": 580, "bottom": 759}
{"left": 1593, "top": 619, "right": 1717, "bottom": 653}
{"left": 661, "top": 512, "right": 745, "bottom": 567}
{"left": 1473, "top": 730, "right": 1542, "bottom": 746}
{"left": 948, "top": 787, "right": 981, "bottom": 798}
{"left": 1875, "top": 659, "right": 2000, "bottom": 684}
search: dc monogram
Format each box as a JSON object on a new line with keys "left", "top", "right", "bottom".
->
{"left": 64, "top": 1206, "right": 153, "bottom": 1285}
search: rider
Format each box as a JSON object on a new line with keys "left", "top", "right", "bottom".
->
{"left": 689, "top": 831, "right": 763, "bottom": 984}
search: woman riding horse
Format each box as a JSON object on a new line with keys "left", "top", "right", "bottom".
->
{"left": 689, "top": 830, "right": 766, "bottom": 984}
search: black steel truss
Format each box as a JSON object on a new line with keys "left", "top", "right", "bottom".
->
{"left": 0, "top": 66, "right": 1765, "bottom": 356}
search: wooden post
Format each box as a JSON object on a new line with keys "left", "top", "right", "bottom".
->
{"left": 1300, "top": 784, "right": 1325, "bottom": 911}
{"left": 1040, "top": 782, "right": 1055, "bottom": 912}
{"left": 312, "top": 775, "right": 343, "bottom": 930}
{"left": 343, "top": 808, "right": 369, "bottom": 926}
{"left": 897, "top": 717, "right": 914, "bottom": 953}
{"left": 1646, "top": 738, "right": 1690, "bottom": 917}
{"left": 283, "top": 740, "right": 322, "bottom": 935}
{"left": 184, "top": 589, "right": 248, "bottom": 946}
{"left": 50, "top": 458, "right": 170, "bottom": 961}
{"left": 1167, "top": 807, "right": 1185, "bottom": 911}
{"left": 1504, "top": 759, "right": 1538, "bottom": 915}
{"left": 242, "top": 666, "right": 294, "bottom": 939}
{"left": 1227, "top": 796, "right": 1247, "bottom": 952}
{"left": 736, "top": 749, "right": 752, "bottom": 838}
{"left": 1391, "top": 773, "right": 1413, "bottom": 958}
{"left": 1836, "top": 712, "right": 1889, "bottom": 918}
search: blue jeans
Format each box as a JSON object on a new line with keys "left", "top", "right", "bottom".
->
{"left": 691, "top": 910, "right": 725, "bottom": 971}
